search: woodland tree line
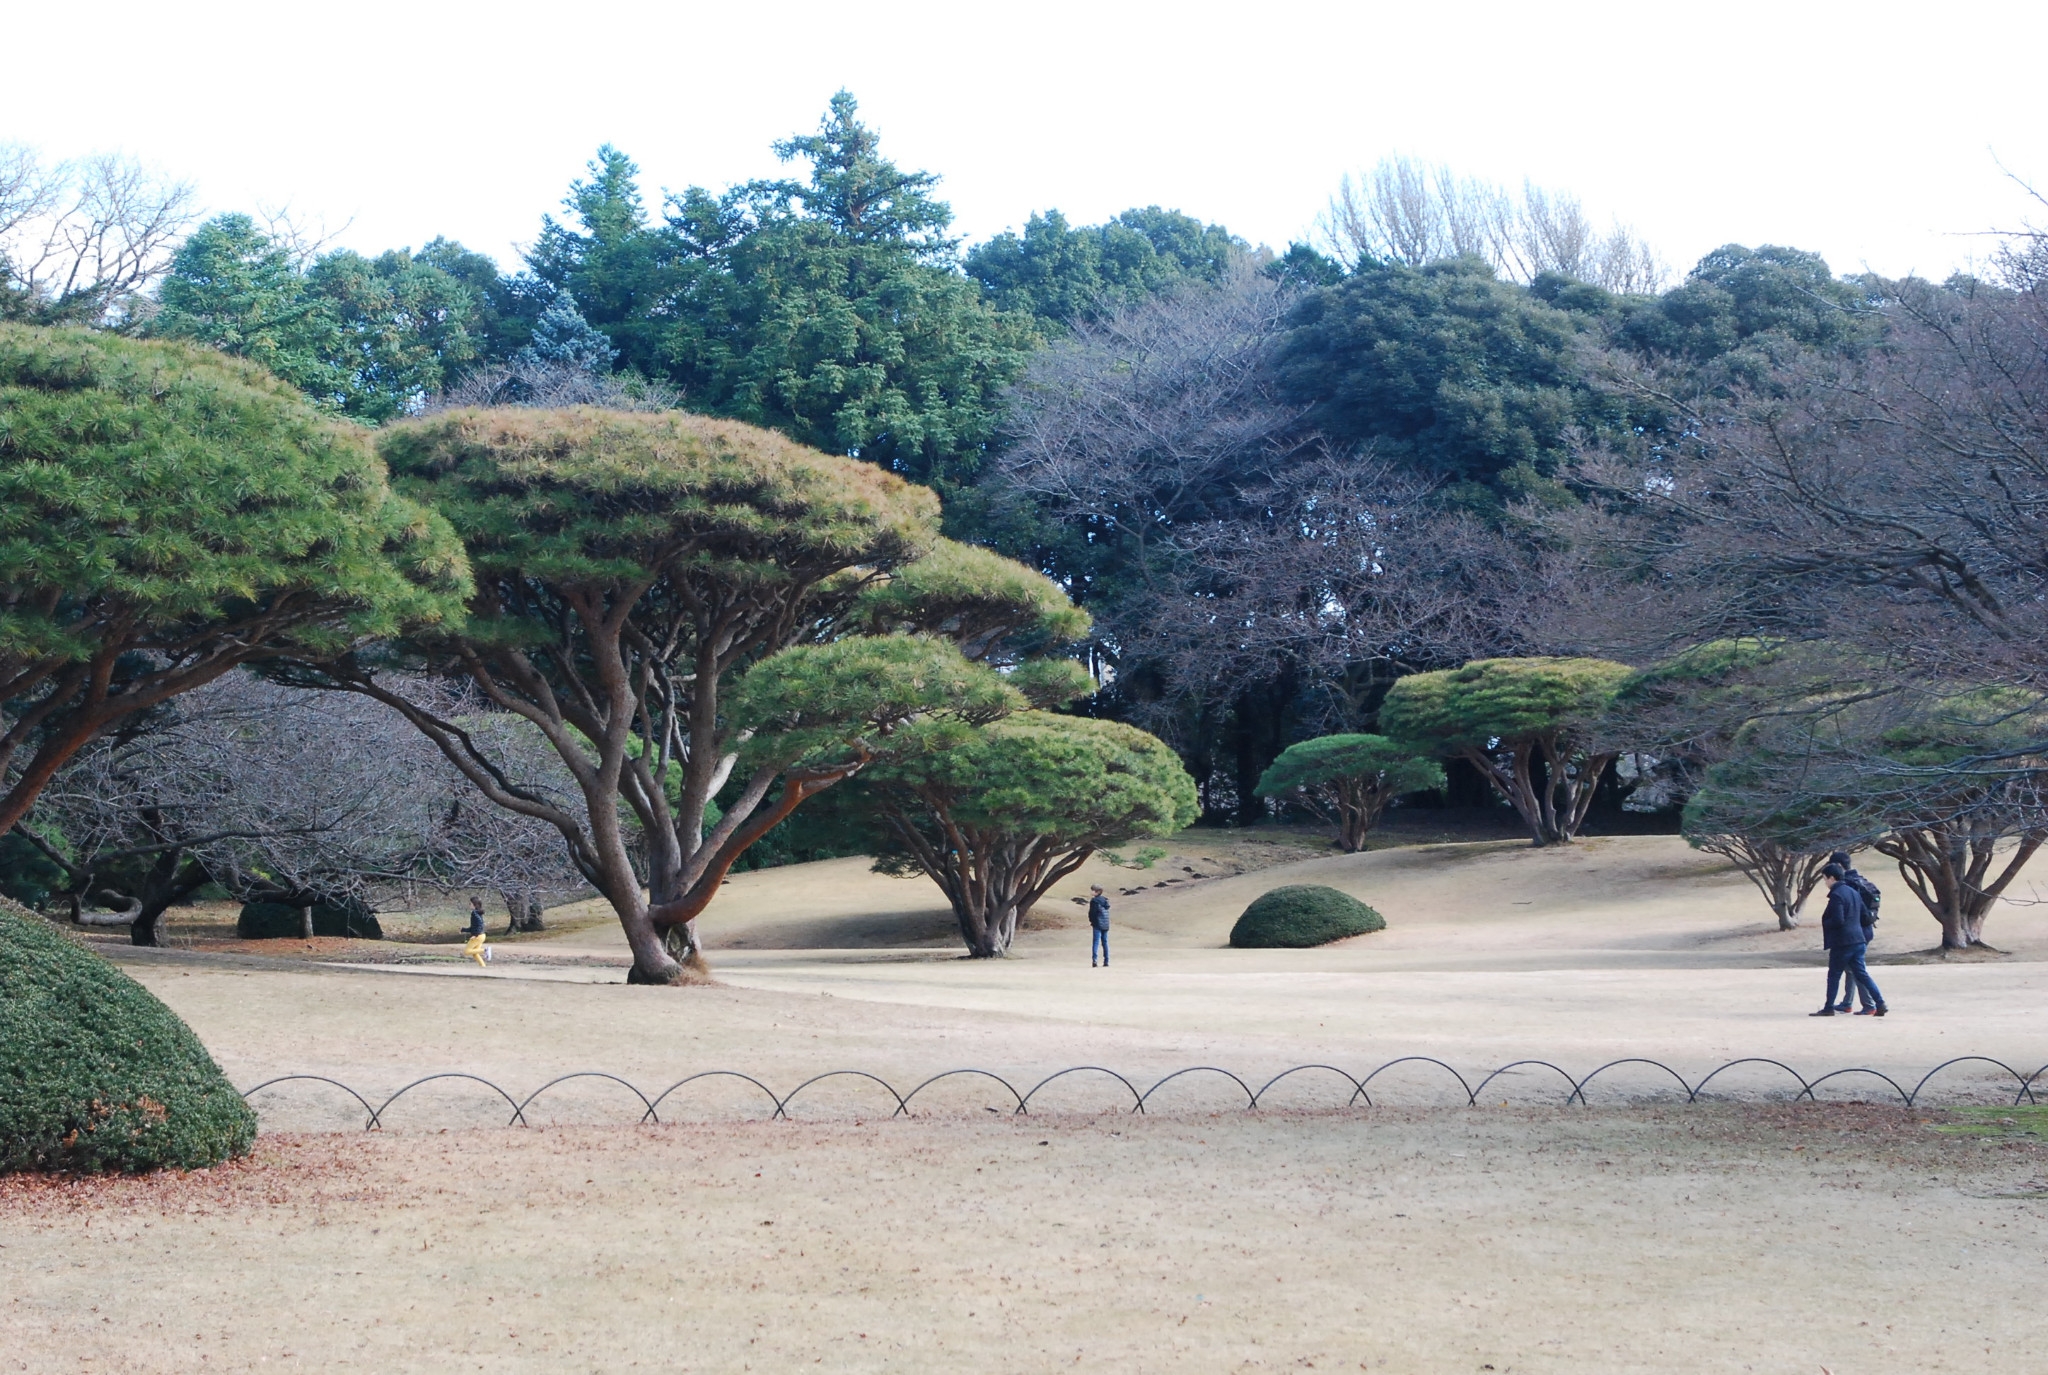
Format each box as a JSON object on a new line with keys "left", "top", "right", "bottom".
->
{"left": 6, "top": 92, "right": 2048, "bottom": 963}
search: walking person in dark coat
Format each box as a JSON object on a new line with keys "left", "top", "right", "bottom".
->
{"left": 1087, "top": 884, "right": 1110, "bottom": 967}
{"left": 1812, "top": 864, "right": 1885, "bottom": 1017}
{"left": 1826, "top": 850, "right": 1882, "bottom": 1012}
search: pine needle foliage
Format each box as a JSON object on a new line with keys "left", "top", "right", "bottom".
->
{"left": 332, "top": 406, "right": 1087, "bottom": 983}
{"left": 1254, "top": 734, "right": 1445, "bottom": 851}
{"left": 866, "top": 712, "right": 1197, "bottom": 957}
{"left": 0, "top": 325, "right": 470, "bottom": 838}
{"left": 1381, "top": 656, "right": 1633, "bottom": 845}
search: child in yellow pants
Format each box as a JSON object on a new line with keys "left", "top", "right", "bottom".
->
{"left": 462, "top": 896, "right": 492, "bottom": 966}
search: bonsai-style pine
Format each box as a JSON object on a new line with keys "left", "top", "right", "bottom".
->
{"left": 1229, "top": 885, "right": 1385, "bottom": 948}
{"left": 1254, "top": 734, "right": 1445, "bottom": 851}
{"left": 0, "top": 325, "right": 468, "bottom": 842}
{"left": 0, "top": 898, "right": 256, "bottom": 1173}
{"left": 317, "top": 407, "right": 1086, "bottom": 984}
{"left": 1380, "top": 657, "right": 1633, "bottom": 846}
{"left": 865, "top": 712, "right": 1198, "bottom": 957}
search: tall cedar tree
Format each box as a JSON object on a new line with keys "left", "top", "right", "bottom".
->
{"left": 0, "top": 326, "right": 469, "bottom": 839}
{"left": 529, "top": 94, "right": 1037, "bottom": 490}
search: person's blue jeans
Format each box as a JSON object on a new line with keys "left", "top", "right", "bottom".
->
{"left": 1091, "top": 927, "right": 1109, "bottom": 964}
{"left": 1825, "top": 943, "right": 1882, "bottom": 1011}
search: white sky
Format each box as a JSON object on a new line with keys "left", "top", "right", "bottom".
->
{"left": 6, "top": 0, "right": 2045, "bottom": 284}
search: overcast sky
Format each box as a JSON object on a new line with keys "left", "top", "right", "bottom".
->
{"left": 6, "top": 0, "right": 2044, "bottom": 284}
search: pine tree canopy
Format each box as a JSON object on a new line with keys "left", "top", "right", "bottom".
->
{"left": 0, "top": 325, "right": 471, "bottom": 836}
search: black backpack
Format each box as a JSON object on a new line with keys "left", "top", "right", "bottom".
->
{"left": 1847, "top": 872, "right": 1881, "bottom": 923}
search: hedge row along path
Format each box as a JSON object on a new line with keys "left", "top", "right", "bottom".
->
{"left": 241, "top": 1055, "right": 2048, "bottom": 1129}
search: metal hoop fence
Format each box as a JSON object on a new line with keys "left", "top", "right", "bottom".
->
{"left": 237, "top": 1055, "right": 2048, "bottom": 1130}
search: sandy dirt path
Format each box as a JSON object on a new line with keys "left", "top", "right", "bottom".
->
{"left": 4, "top": 1107, "right": 2043, "bottom": 1374}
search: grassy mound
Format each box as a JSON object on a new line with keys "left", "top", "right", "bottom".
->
{"left": 1229, "top": 884, "right": 1386, "bottom": 948}
{"left": 0, "top": 898, "right": 256, "bottom": 1173}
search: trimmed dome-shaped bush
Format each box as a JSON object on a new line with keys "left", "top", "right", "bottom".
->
{"left": 236, "top": 898, "right": 382, "bottom": 940}
{"left": 1229, "top": 884, "right": 1386, "bottom": 948}
{"left": 1, "top": 899, "right": 256, "bottom": 1173}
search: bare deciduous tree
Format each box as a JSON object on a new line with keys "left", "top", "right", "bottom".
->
{"left": 1319, "top": 156, "right": 1668, "bottom": 293}
{"left": 24, "top": 674, "right": 589, "bottom": 944}
{"left": 0, "top": 146, "right": 198, "bottom": 325}
{"left": 999, "top": 269, "right": 1503, "bottom": 746}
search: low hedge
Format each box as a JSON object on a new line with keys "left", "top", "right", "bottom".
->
{"left": 236, "top": 898, "right": 382, "bottom": 940}
{"left": 0, "top": 898, "right": 256, "bottom": 1173}
{"left": 1229, "top": 884, "right": 1386, "bottom": 948}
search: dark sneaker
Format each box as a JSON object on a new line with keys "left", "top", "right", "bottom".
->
{"left": 1872, "top": 1005, "right": 1888, "bottom": 1017}
{"left": 1809, "top": 1009, "right": 1836, "bottom": 1017}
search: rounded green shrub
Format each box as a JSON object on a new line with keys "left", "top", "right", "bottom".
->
{"left": 0, "top": 899, "right": 256, "bottom": 1173}
{"left": 236, "top": 899, "right": 381, "bottom": 940}
{"left": 1229, "top": 885, "right": 1386, "bottom": 948}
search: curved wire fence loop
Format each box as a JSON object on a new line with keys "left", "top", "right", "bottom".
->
{"left": 1689, "top": 1058, "right": 1815, "bottom": 1101}
{"left": 240, "top": 1075, "right": 381, "bottom": 1130}
{"left": 1470, "top": 1060, "right": 1581, "bottom": 1105}
{"left": 1904, "top": 1057, "right": 2038, "bottom": 1108}
{"left": 898, "top": 1069, "right": 1027, "bottom": 1116}
{"left": 1799, "top": 1067, "right": 1912, "bottom": 1106}
{"left": 1567, "top": 1058, "right": 1698, "bottom": 1106}
{"left": 775, "top": 1070, "right": 910, "bottom": 1120}
{"left": 372, "top": 1073, "right": 529, "bottom": 1129}
{"left": 1136, "top": 1067, "right": 1257, "bottom": 1113}
{"left": 234, "top": 1058, "right": 2048, "bottom": 1129}
{"left": 1018, "top": 1066, "right": 1146, "bottom": 1115}
{"left": 1250, "top": 1064, "right": 1368, "bottom": 1110}
{"left": 1352, "top": 1056, "right": 1478, "bottom": 1108}
{"left": 643, "top": 1071, "right": 783, "bottom": 1123}
{"left": 515, "top": 1072, "right": 657, "bottom": 1125}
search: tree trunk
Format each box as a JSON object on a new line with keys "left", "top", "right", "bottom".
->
{"left": 130, "top": 905, "right": 169, "bottom": 947}
{"left": 297, "top": 904, "right": 314, "bottom": 940}
{"left": 501, "top": 891, "right": 546, "bottom": 933}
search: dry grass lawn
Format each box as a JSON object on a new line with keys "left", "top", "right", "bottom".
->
{"left": 8, "top": 831, "right": 2048, "bottom": 1371}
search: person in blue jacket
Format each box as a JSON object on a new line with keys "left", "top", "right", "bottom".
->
{"left": 1087, "top": 885, "right": 1110, "bottom": 967}
{"left": 1811, "top": 864, "right": 1884, "bottom": 1017}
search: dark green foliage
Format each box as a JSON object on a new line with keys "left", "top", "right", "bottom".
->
{"left": 1229, "top": 884, "right": 1385, "bottom": 948}
{"left": 235, "top": 899, "right": 381, "bottom": 940}
{"left": 1273, "top": 256, "right": 1609, "bottom": 503}
{"left": 0, "top": 832, "right": 64, "bottom": 908}
{"left": 0, "top": 899, "right": 256, "bottom": 1173}
{"left": 152, "top": 214, "right": 351, "bottom": 405}
{"left": 1617, "top": 244, "right": 1879, "bottom": 363}
{"left": 530, "top": 95, "right": 1035, "bottom": 489}
{"left": 153, "top": 216, "right": 486, "bottom": 420}
{"left": 966, "top": 206, "right": 1244, "bottom": 329}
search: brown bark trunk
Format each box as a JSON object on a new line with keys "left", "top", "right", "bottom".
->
{"left": 501, "top": 891, "right": 546, "bottom": 933}
{"left": 130, "top": 906, "right": 169, "bottom": 947}
{"left": 297, "top": 904, "right": 314, "bottom": 940}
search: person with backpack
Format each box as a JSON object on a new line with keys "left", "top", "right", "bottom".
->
{"left": 1827, "top": 850, "right": 1881, "bottom": 1012}
{"left": 1087, "top": 885, "right": 1111, "bottom": 967}
{"left": 1811, "top": 863, "right": 1885, "bottom": 1017}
